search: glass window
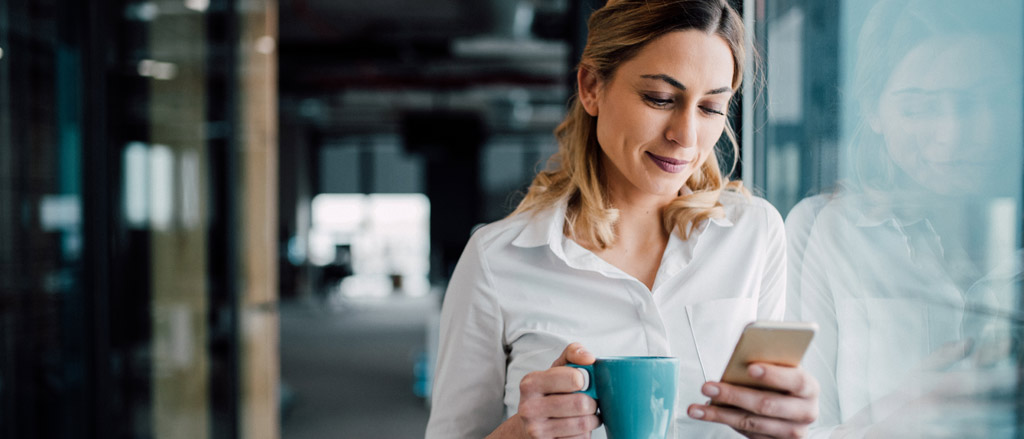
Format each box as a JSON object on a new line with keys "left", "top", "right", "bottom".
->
{"left": 757, "top": 0, "right": 1024, "bottom": 435}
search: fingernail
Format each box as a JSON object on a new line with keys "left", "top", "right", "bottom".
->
{"left": 702, "top": 383, "right": 720, "bottom": 397}
{"left": 688, "top": 407, "right": 705, "bottom": 419}
{"left": 576, "top": 369, "right": 590, "bottom": 391}
{"left": 749, "top": 364, "right": 764, "bottom": 378}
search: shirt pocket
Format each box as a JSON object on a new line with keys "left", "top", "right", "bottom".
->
{"left": 686, "top": 298, "right": 758, "bottom": 381}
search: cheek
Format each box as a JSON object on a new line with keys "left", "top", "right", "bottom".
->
{"left": 594, "top": 117, "right": 613, "bottom": 153}
{"left": 702, "top": 117, "right": 727, "bottom": 140}
{"left": 594, "top": 103, "right": 625, "bottom": 148}
{"left": 596, "top": 106, "right": 665, "bottom": 151}
{"left": 697, "top": 121, "right": 727, "bottom": 160}
{"left": 879, "top": 122, "right": 924, "bottom": 167}
{"left": 877, "top": 103, "right": 937, "bottom": 148}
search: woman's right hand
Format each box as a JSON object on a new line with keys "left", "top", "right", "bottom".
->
{"left": 490, "top": 342, "right": 601, "bottom": 439}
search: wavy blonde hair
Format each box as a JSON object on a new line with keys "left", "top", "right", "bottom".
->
{"left": 512, "top": 0, "right": 748, "bottom": 249}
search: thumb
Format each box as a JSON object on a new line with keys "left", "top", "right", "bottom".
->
{"left": 551, "top": 342, "right": 596, "bottom": 367}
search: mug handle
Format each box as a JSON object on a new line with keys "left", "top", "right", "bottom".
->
{"left": 567, "top": 364, "right": 597, "bottom": 399}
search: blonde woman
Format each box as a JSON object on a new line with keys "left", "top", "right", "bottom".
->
{"left": 426, "top": 1, "right": 818, "bottom": 438}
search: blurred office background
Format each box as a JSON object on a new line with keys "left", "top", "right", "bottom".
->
{"left": 1, "top": 0, "right": 1021, "bottom": 438}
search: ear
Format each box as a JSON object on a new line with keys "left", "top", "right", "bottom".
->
{"left": 577, "top": 67, "right": 602, "bottom": 117}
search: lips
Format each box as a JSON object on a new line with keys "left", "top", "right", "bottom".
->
{"left": 646, "top": 152, "right": 690, "bottom": 174}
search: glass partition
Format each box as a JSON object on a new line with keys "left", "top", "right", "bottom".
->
{"left": 757, "top": 0, "right": 1024, "bottom": 435}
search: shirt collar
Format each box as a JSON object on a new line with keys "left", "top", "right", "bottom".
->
{"left": 510, "top": 194, "right": 734, "bottom": 250}
{"left": 829, "top": 192, "right": 930, "bottom": 228}
{"left": 834, "top": 194, "right": 945, "bottom": 263}
{"left": 511, "top": 195, "right": 736, "bottom": 288}
{"left": 707, "top": 214, "right": 734, "bottom": 228}
{"left": 510, "top": 199, "right": 567, "bottom": 250}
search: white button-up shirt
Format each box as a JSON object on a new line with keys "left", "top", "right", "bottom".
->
{"left": 426, "top": 191, "right": 786, "bottom": 439}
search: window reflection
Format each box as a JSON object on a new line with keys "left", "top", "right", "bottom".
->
{"left": 772, "top": 0, "right": 1023, "bottom": 436}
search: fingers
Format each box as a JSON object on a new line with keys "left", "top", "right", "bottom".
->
{"left": 736, "top": 432, "right": 774, "bottom": 439}
{"left": 520, "top": 367, "right": 590, "bottom": 397}
{"left": 517, "top": 343, "right": 602, "bottom": 438}
{"left": 519, "top": 393, "right": 597, "bottom": 419}
{"left": 689, "top": 403, "right": 808, "bottom": 439}
{"left": 518, "top": 395, "right": 599, "bottom": 439}
{"left": 742, "top": 363, "right": 820, "bottom": 399}
{"left": 747, "top": 434, "right": 775, "bottom": 439}
{"left": 521, "top": 414, "right": 600, "bottom": 439}
{"left": 694, "top": 364, "right": 819, "bottom": 436}
{"left": 701, "top": 381, "right": 817, "bottom": 424}
{"left": 551, "top": 342, "right": 596, "bottom": 368}
{"left": 535, "top": 342, "right": 594, "bottom": 397}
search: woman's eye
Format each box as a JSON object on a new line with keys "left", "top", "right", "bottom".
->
{"left": 700, "top": 105, "right": 725, "bottom": 116}
{"left": 642, "top": 94, "right": 674, "bottom": 108}
{"left": 897, "top": 98, "right": 943, "bottom": 119}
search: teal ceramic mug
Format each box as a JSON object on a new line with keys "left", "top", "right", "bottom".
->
{"left": 569, "top": 356, "right": 680, "bottom": 439}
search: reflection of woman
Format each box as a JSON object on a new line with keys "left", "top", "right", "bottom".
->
{"left": 426, "top": 1, "right": 819, "bottom": 438}
{"left": 786, "top": 0, "right": 1022, "bottom": 436}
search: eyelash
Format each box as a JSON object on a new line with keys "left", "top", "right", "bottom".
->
{"left": 701, "top": 106, "right": 725, "bottom": 116}
{"left": 641, "top": 94, "right": 725, "bottom": 116}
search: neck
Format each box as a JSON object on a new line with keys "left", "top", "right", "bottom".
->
{"left": 605, "top": 187, "right": 673, "bottom": 250}
{"left": 584, "top": 186, "right": 674, "bottom": 291}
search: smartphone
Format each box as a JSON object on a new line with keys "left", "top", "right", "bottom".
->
{"left": 719, "top": 321, "right": 818, "bottom": 389}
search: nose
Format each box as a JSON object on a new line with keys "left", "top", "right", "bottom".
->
{"left": 928, "top": 113, "right": 960, "bottom": 161}
{"left": 665, "top": 107, "right": 698, "bottom": 148}
{"left": 933, "top": 99, "right": 966, "bottom": 147}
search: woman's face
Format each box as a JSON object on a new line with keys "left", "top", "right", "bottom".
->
{"left": 579, "top": 30, "right": 734, "bottom": 204}
{"left": 871, "top": 35, "right": 1019, "bottom": 196}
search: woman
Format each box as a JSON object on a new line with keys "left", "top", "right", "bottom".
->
{"left": 426, "top": 1, "right": 819, "bottom": 437}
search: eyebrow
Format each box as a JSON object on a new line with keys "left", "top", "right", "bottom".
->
{"left": 640, "top": 74, "right": 732, "bottom": 95}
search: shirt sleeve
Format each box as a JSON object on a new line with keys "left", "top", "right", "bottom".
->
{"left": 425, "top": 232, "right": 508, "bottom": 439}
{"left": 795, "top": 215, "right": 842, "bottom": 436}
{"left": 757, "top": 202, "right": 787, "bottom": 320}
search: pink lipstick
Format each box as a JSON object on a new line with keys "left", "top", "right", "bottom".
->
{"left": 646, "top": 152, "right": 690, "bottom": 174}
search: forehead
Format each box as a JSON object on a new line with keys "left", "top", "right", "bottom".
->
{"left": 885, "top": 35, "right": 1012, "bottom": 92}
{"left": 613, "top": 29, "right": 735, "bottom": 88}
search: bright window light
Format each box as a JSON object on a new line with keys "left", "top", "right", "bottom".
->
{"left": 256, "top": 36, "right": 276, "bottom": 55}
{"left": 149, "top": 145, "right": 174, "bottom": 231}
{"left": 124, "top": 142, "right": 149, "bottom": 227}
{"left": 184, "top": 0, "right": 209, "bottom": 12}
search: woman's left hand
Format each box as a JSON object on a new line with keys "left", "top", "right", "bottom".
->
{"left": 687, "top": 363, "right": 819, "bottom": 439}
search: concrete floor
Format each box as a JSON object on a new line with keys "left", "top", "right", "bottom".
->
{"left": 280, "top": 294, "right": 437, "bottom": 439}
